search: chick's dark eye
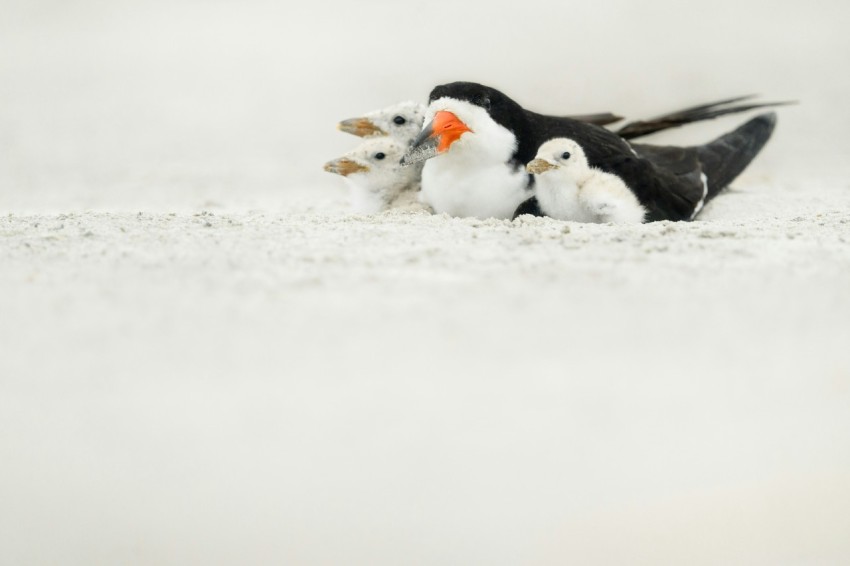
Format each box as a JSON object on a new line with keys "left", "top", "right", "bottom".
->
{"left": 478, "top": 97, "right": 491, "bottom": 109}
{"left": 561, "top": 151, "right": 571, "bottom": 160}
{"left": 392, "top": 116, "right": 406, "bottom": 125}
{"left": 374, "top": 152, "right": 386, "bottom": 160}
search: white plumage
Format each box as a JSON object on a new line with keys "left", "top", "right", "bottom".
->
{"left": 338, "top": 101, "right": 426, "bottom": 147}
{"left": 527, "top": 138, "right": 646, "bottom": 224}
{"left": 419, "top": 98, "right": 532, "bottom": 220}
{"left": 324, "top": 138, "right": 425, "bottom": 214}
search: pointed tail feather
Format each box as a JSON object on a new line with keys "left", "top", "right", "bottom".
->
{"left": 566, "top": 112, "right": 624, "bottom": 126}
{"left": 643, "top": 95, "right": 758, "bottom": 120}
{"left": 697, "top": 112, "right": 777, "bottom": 199}
{"left": 616, "top": 97, "right": 793, "bottom": 139}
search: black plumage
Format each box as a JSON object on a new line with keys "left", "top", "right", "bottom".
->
{"left": 566, "top": 112, "right": 624, "bottom": 126}
{"left": 615, "top": 95, "right": 791, "bottom": 139}
{"left": 564, "top": 96, "right": 790, "bottom": 138}
{"left": 427, "top": 82, "right": 778, "bottom": 222}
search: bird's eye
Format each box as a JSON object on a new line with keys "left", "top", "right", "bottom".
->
{"left": 374, "top": 152, "right": 386, "bottom": 160}
{"left": 393, "top": 115, "right": 406, "bottom": 125}
{"left": 477, "top": 97, "right": 491, "bottom": 109}
{"left": 561, "top": 151, "right": 571, "bottom": 160}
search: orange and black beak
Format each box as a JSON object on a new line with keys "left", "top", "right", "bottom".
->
{"left": 401, "top": 111, "right": 471, "bottom": 166}
{"left": 337, "top": 117, "right": 386, "bottom": 137}
{"left": 323, "top": 157, "right": 368, "bottom": 177}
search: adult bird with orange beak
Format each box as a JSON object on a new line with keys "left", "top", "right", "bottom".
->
{"left": 401, "top": 81, "right": 779, "bottom": 221}
{"left": 401, "top": 87, "right": 533, "bottom": 219}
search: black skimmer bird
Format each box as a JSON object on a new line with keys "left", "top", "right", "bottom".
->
{"left": 324, "top": 137, "right": 423, "bottom": 214}
{"left": 526, "top": 138, "right": 645, "bottom": 224}
{"left": 338, "top": 101, "right": 427, "bottom": 147}
{"left": 401, "top": 81, "right": 780, "bottom": 221}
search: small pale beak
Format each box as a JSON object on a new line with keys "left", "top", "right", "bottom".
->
{"left": 401, "top": 110, "right": 471, "bottom": 166}
{"left": 338, "top": 117, "right": 386, "bottom": 137}
{"left": 526, "top": 159, "right": 557, "bottom": 175}
{"left": 324, "top": 157, "right": 369, "bottom": 176}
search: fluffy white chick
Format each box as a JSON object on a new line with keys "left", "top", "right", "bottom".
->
{"left": 324, "top": 137, "right": 425, "bottom": 214}
{"left": 337, "top": 101, "right": 426, "bottom": 146}
{"left": 526, "top": 138, "right": 646, "bottom": 224}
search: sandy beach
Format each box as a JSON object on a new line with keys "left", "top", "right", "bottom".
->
{"left": 2, "top": 1, "right": 849, "bottom": 564}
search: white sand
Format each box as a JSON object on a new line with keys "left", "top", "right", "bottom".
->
{"left": 2, "top": 1, "right": 850, "bottom": 564}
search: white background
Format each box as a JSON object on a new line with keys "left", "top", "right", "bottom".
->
{"left": 2, "top": 0, "right": 849, "bottom": 210}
